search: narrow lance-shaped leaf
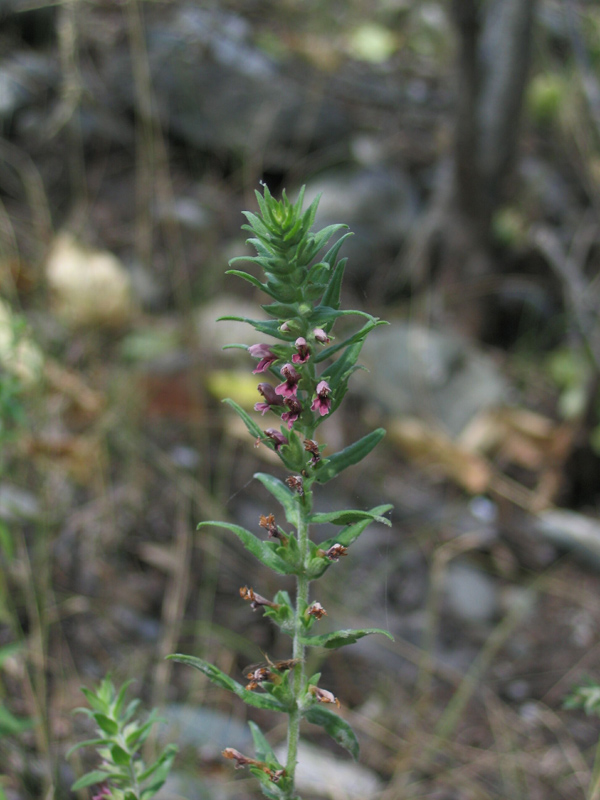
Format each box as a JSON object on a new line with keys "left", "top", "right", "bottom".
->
{"left": 197, "top": 521, "right": 295, "bottom": 575}
{"left": 314, "top": 429, "right": 386, "bottom": 483}
{"left": 300, "top": 628, "right": 394, "bottom": 649}
{"left": 254, "top": 473, "right": 298, "bottom": 525}
{"left": 320, "top": 256, "right": 348, "bottom": 310}
{"left": 225, "top": 270, "right": 279, "bottom": 299}
{"left": 315, "top": 319, "right": 388, "bottom": 363}
{"left": 320, "top": 504, "right": 393, "bottom": 551}
{"left": 221, "top": 398, "right": 264, "bottom": 440}
{"left": 71, "top": 771, "right": 113, "bottom": 792}
{"left": 303, "top": 706, "right": 359, "bottom": 761}
{"left": 248, "top": 720, "right": 278, "bottom": 763}
{"left": 308, "top": 508, "right": 391, "bottom": 526}
{"left": 166, "top": 655, "right": 287, "bottom": 712}
{"left": 217, "top": 316, "right": 290, "bottom": 341}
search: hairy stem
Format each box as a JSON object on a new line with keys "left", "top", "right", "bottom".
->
{"left": 286, "top": 491, "right": 312, "bottom": 796}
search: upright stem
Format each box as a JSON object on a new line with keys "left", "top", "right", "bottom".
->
{"left": 286, "top": 490, "right": 312, "bottom": 796}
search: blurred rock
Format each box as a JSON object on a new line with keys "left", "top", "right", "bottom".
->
{"left": 274, "top": 742, "right": 382, "bottom": 800}
{"left": 444, "top": 559, "right": 500, "bottom": 625}
{"left": 304, "top": 166, "right": 419, "bottom": 284}
{"left": 45, "top": 234, "right": 134, "bottom": 328}
{"left": 360, "top": 322, "right": 507, "bottom": 436}
{"left": 0, "top": 51, "right": 58, "bottom": 122}
{"left": 533, "top": 509, "right": 600, "bottom": 570}
{"left": 0, "top": 483, "right": 39, "bottom": 521}
{"left": 104, "top": 5, "right": 349, "bottom": 167}
{"left": 164, "top": 704, "right": 251, "bottom": 757}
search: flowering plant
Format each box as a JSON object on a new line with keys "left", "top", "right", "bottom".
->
{"left": 169, "top": 185, "right": 393, "bottom": 800}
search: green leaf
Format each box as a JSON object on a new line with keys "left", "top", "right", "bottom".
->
{"left": 308, "top": 509, "right": 391, "bottom": 526}
{"left": 113, "top": 680, "right": 134, "bottom": 718}
{"left": 80, "top": 687, "right": 108, "bottom": 713}
{"left": 222, "top": 398, "right": 265, "bottom": 440}
{"left": 254, "top": 473, "right": 297, "bottom": 524}
{"left": 315, "top": 318, "right": 388, "bottom": 363}
{"left": 93, "top": 713, "right": 119, "bottom": 736}
{"left": 71, "top": 770, "right": 112, "bottom": 791}
{"left": 300, "top": 628, "right": 394, "bottom": 649}
{"left": 197, "top": 520, "right": 295, "bottom": 575}
{"left": 166, "top": 655, "right": 287, "bottom": 712}
{"left": 314, "top": 429, "right": 386, "bottom": 483}
{"left": 217, "top": 316, "right": 290, "bottom": 341}
{"left": 303, "top": 706, "right": 359, "bottom": 760}
{"left": 321, "top": 504, "right": 393, "bottom": 551}
{"left": 261, "top": 301, "right": 301, "bottom": 319}
{"left": 249, "top": 720, "right": 278, "bottom": 763}
{"left": 225, "top": 270, "right": 277, "bottom": 298}
{"left": 65, "top": 737, "right": 112, "bottom": 758}
{"left": 320, "top": 257, "right": 348, "bottom": 310}
{"left": 137, "top": 743, "right": 178, "bottom": 783}
{"left": 0, "top": 704, "right": 33, "bottom": 738}
{"left": 111, "top": 743, "right": 131, "bottom": 766}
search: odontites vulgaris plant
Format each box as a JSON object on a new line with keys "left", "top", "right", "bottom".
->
{"left": 168, "top": 184, "right": 393, "bottom": 800}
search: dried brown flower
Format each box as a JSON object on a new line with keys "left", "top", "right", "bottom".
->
{"left": 318, "top": 543, "right": 348, "bottom": 561}
{"left": 305, "top": 601, "right": 327, "bottom": 620}
{"left": 239, "top": 586, "right": 280, "bottom": 612}
{"left": 285, "top": 475, "right": 304, "bottom": 495}
{"left": 309, "top": 685, "right": 340, "bottom": 708}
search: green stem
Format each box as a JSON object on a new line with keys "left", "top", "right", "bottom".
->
{"left": 285, "top": 489, "right": 312, "bottom": 797}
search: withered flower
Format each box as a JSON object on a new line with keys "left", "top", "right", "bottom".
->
{"left": 281, "top": 396, "right": 302, "bottom": 430}
{"left": 259, "top": 513, "right": 288, "bottom": 544}
{"left": 223, "top": 748, "right": 255, "bottom": 768}
{"left": 308, "top": 685, "right": 340, "bottom": 707}
{"left": 305, "top": 601, "right": 327, "bottom": 620}
{"left": 318, "top": 543, "right": 348, "bottom": 561}
{"left": 222, "top": 748, "right": 285, "bottom": 783}
{"left": 304, "top": 438, "right": 321, "bottom": 466}
{"left": 239, "top": 586, "right": 280, "bottom": 612}
{"left": 285, "top": 475, "right": 304, "bottom": 495}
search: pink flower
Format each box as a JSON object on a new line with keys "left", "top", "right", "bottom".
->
{"left": 264, "top": 428, "right": 287, "bottom": 450}
{"left": 254, "top": 383, "right": 284, "bottom": 415}
{"left": 248, "top": 344, "right": 277, "bottom": 374}
{"left": 311, "top": 380, "right": 332, "bottom": 416}
{"left": 281, "top": 397, "right": 302, "bottom": 430}
{"left": 92, "top": 785, "right": 112, "bottom": 800}
{"left": 275, "top": 364, "right": 301, "bottom": 398}
{"left": 313, "top": 328, "right": 330, "bottom": 344}
{"left": 292, "top": 337, "right": 310, "bottom": 364}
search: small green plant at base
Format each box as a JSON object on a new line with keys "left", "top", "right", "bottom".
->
{"left": 68, "top": 677, "right": 177, "bottom": 800}
{"left": 168, "top": 184, "right": 393, "bottom": 800}
{"left": 565, "top": 679, "right": 600, "bottom": 800}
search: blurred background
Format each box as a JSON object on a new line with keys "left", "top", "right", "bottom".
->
{"left": 2, "top": 0, "right": 600, "bottom": 797}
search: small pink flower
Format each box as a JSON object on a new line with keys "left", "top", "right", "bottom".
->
{"left": 311, "top": 380, "right": 332, "bottom": 416}
{"left": 313, "top": 328, "right": 330, "bottom": 344}
{"left": 254, "top": 383, "right": 284, "bottom": 415}
{"left": 264, "top": 428, "right": 287, "bottom": 450}
{"left": 92, "top": 785, "right": 112, "bottom": 800}
{"left": 292, "top": 337, "right": 310, "bottom": 364}
{"left": 281, "top": 396, "right": 302, "bottom": 430}
{"left": 275, "top": 364, "right": 301, "bottom": 398}
{"left": 248, "top": 344, "right": 277, "bottom": 374}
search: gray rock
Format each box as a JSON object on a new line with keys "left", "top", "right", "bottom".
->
{"left": 533, "top": 509, "right": 600, "bottom": 570}
{"left": 104, "top": 5, "right": 349, "bottom": 166}
{"left": 303, "top": 166, "right": 420, "bottom": 283}
{"left": 359, "top": 322, "right": 507, "bottom": 436}
{"left": 444, "top": 559, "right": 499, "bottom": 625}
{"left": 0, "top": 483, "right": 40, "bottom": 521}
